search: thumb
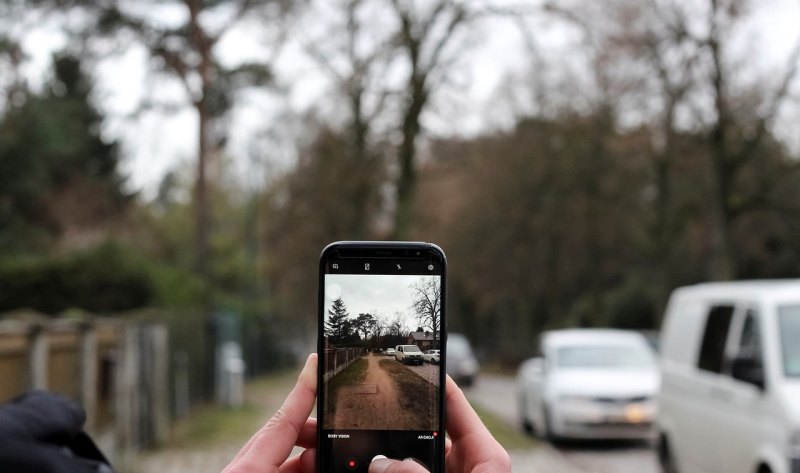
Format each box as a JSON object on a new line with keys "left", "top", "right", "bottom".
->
{"left": 369, "top": 455, "right": 430, "bottom": 473}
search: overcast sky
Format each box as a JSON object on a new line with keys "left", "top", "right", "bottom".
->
{"left": 324, "top": 274, "right": 441, "bottom": 331}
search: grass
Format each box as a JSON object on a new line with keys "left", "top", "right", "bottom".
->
{"left": 479, "top": 362, "right": 518, "bottom": 377}
{"left": 470, "top": 402, "right": 537, "bottom": 451}
{"left": 166, "top": 368, "right": 298, "bottom": 448}
{"left": 326, "top": 356, "right": 368, "bottom": 409}
{"left": 379, "top": 359, "right": 437, "bottom": 422}
{"left": 169, "top": 404, "right": 264, "bottom": 448}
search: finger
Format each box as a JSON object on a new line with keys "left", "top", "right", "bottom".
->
{"left": 443, "top": 377, "right": 512, "bottom": 472}
{"left": 368, "top": 456, "right": 430, "bottom": 473}
{"left": 233, "top": 354, "right": 318, "bottom": 469}
{"left": 443, "top": 375, "right": 491, "bottom": 442}
{"left": 444, "top": 436, "right": 452, "bottom": 455}
{"left": 297, "top": 417, "right": 317, "bottom": 449}
{"left": 277, "top": 449, "right": 315, "bottom": 473}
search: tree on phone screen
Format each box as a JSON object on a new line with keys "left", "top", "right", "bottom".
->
{"left": 410, "top": 277, "right": 442, "bottom": 345}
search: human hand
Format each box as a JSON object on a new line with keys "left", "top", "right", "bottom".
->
{"left": 368, "top": 375, "right": 511, "bottom": 473}
{"left": 222, "top": 354, "right": 318, "bottom": 473}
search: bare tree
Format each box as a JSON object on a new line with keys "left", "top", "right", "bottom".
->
{"left": 409, "top": 277, "right": 442, "bottom": 342}
{"left": 300, "top": 0, "right": 392, "bottom": 238}
{"left": 698, "top": 0, "right": 800, "bottom": 279}
{"left": 389, "top": 0, "right": 475, "bottom": 238}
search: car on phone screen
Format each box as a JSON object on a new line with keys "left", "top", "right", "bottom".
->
{"left": 395, "top": 345, "right": 424, "bottom": 365}
{"left": 517, "top": 329, "right": 659, "bottom": 441}
{"left": 385, "top": 348, "right": 396, "bottom": 357}
{"left": 423, "top": 349, "right": 440, "bottom": 364}
{"left": 447, "top": 333, "right": 479, "bottom": 387}
{"left": 656, "top": 281, "right": 800, "bottom": 473}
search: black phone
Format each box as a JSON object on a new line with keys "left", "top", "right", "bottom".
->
{"left": 317, "top": 241, "right": 447, "bottom": 473}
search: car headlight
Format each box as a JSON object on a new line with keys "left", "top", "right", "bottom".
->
{"left": 789, "top": 430, "right": 800, "bottom": 458}
{"left": 558, "top": 394, "right": 592, "bottom": 402}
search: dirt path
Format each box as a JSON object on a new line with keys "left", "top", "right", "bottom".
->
{"left": 331, "top": 354, "right": 424, "bottom": 430}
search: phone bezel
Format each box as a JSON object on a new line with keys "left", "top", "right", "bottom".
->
{"left": 316, "top": 241, "right": 447, "bottom": 472}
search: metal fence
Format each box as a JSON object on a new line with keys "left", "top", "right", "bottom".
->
{"left": 323, "top": 347, "right": 364, "bottom": 382}
{"left": 0, "top": 311, "right": 169, "bottom": 468}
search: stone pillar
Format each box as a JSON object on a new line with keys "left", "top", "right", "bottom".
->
{"left": 115, "top": 324, "right": 139, "bottom": 467}
{"left": 27, "top": 324, "right": 48, "bottom": 390}
{"left": 149, "top": 324, "right": 170, "bottom": 446}
{"left": 79, "top": 322, "right": 97, "bottom": 432}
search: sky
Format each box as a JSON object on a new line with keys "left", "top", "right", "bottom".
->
{"left": 8, "top": 0, "right": 800, "bottom": 197}
{"left": 324, "top": 274, "right": 441, "bottom": 332}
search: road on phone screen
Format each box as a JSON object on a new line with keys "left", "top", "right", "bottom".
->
{"left": 404, "top": 360, "right": 440, "bottom": 386}
{"left": 466, "top": 374, "right": 659, "bottom": 473}
{"left": 331, "top": 353, "right": 430, "bottom": 430}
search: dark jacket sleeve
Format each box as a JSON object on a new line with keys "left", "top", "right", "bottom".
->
{"left": 0, "top": 391, "right": 115, "bottom": 473}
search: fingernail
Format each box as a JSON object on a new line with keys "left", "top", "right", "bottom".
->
{"left": 370, "top": 455, "right": 390, "bottom": 472}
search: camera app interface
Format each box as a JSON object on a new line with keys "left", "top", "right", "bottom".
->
{"left": 321, "top": 260, "right": 443, "bottom": 472}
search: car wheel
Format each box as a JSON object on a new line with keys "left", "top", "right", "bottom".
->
{"left": 542, "top": 404, "right": 559, "bottom": 444}
{"left": 519, "top": 394, "right": 535, "bottom": 435}
{"left": 657, "top": 434, "right": 679, "bottom": 473}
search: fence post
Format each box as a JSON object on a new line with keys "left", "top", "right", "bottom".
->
{"left": 115, "top": 324, "right": 138, "bottom": 467}
{"left": 27, "top": 323, "right": 48, "bottom": 390}
{"left": 149, "top": 324, "right": 170, "bottom": 446}
{"left": 79, "top": 322, "right": 97, "bottom": 432}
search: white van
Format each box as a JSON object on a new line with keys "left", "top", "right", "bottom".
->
{"left": 657, "top": 281, "right": 800, "bottom": 473}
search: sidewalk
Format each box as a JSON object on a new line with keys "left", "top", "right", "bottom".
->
{"left": 130, "top": 371, "right": 300, "bottom": 473}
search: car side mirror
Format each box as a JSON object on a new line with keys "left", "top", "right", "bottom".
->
{"left": 731, "top": 353, "right": 765, "bottom": 390}
{"left": 529, "top": 357, "right": 545, "bottom": 376}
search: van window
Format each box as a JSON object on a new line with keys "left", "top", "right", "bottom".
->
{"left": 697, "top": 305, "right": 734, "bottom": 373}
{"left": 736, "top": 310, "right": 762, "bottom": 359}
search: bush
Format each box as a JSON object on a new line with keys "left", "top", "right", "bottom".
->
{"left": 0, "top": 242, "right": 203, "bottom": 314}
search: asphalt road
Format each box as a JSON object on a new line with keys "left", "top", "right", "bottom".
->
{"left": 465, "top": 373, "right": 660, "bottom": 473}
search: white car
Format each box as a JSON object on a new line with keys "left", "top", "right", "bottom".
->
{"left": 447, "top": 334, "right": 479, "bottom": 386}
{"left": 423, "top": 349, "right": 440, "bottom": 364}
{"left": 385, "top": 348, "right": 396, "bottom": 357}
{"left": 517, "top": 329, "right": 659, "bottom": 441}
{"left": 395, "top": 345, "right": 424, "bottom": 365}
{"left": 657, "top": 281, "right": 800, "bottom": 473}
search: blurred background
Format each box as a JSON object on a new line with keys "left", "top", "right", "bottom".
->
{"left": 1, "top": 0, "right": 799, "bottom": 471}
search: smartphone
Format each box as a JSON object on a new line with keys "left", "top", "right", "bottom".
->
{"left": 317, "top": 241, "right": 447, "bottom": 472}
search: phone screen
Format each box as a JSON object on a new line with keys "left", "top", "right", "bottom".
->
{"left": 317, "top": 242, "right": 446, "bottom": 473}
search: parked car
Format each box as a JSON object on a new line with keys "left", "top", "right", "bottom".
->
{"left": 385, "top": 348, "right": 396, "bottom": 357}
{"left": 517, "top": 329, "right": 659, "bottom": 441}
{"left": 657, "top": 280, "right": 800, "bottom": 473}
{"left": 395, "top": 345, "right": 424, "bottom": 365}
{"left": 423, "top": 349, "right": 440, "bottom": 364}
{"left": 447, "top": 333, "right": 478, "bottom": 387}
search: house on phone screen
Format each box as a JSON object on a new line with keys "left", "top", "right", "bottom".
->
{"left": 407, "top": 330, "right": 437, "bottom": 350}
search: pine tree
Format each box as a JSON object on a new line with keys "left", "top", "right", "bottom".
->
{"left": 0, "top": 53, "right": 128, "bottom": 253}
{"left": 325, "top": 297, "right": 352, "bottom": 346}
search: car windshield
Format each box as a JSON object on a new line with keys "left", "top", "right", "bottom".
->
{"left": 448, "top": 337, "right": 472, "bottom": 357}
{"left": 404, "top": 346, "right": 421, "bottom": 353}
{"left": 779, "top": 305, "right": 800, "bottom": 377}
{"left": 556, "top": 344, "right": 656, "bottom": 369}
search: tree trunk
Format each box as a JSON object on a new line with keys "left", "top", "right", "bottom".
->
{"left": 393, "top": 81, "right": 425, "bottom": 239}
